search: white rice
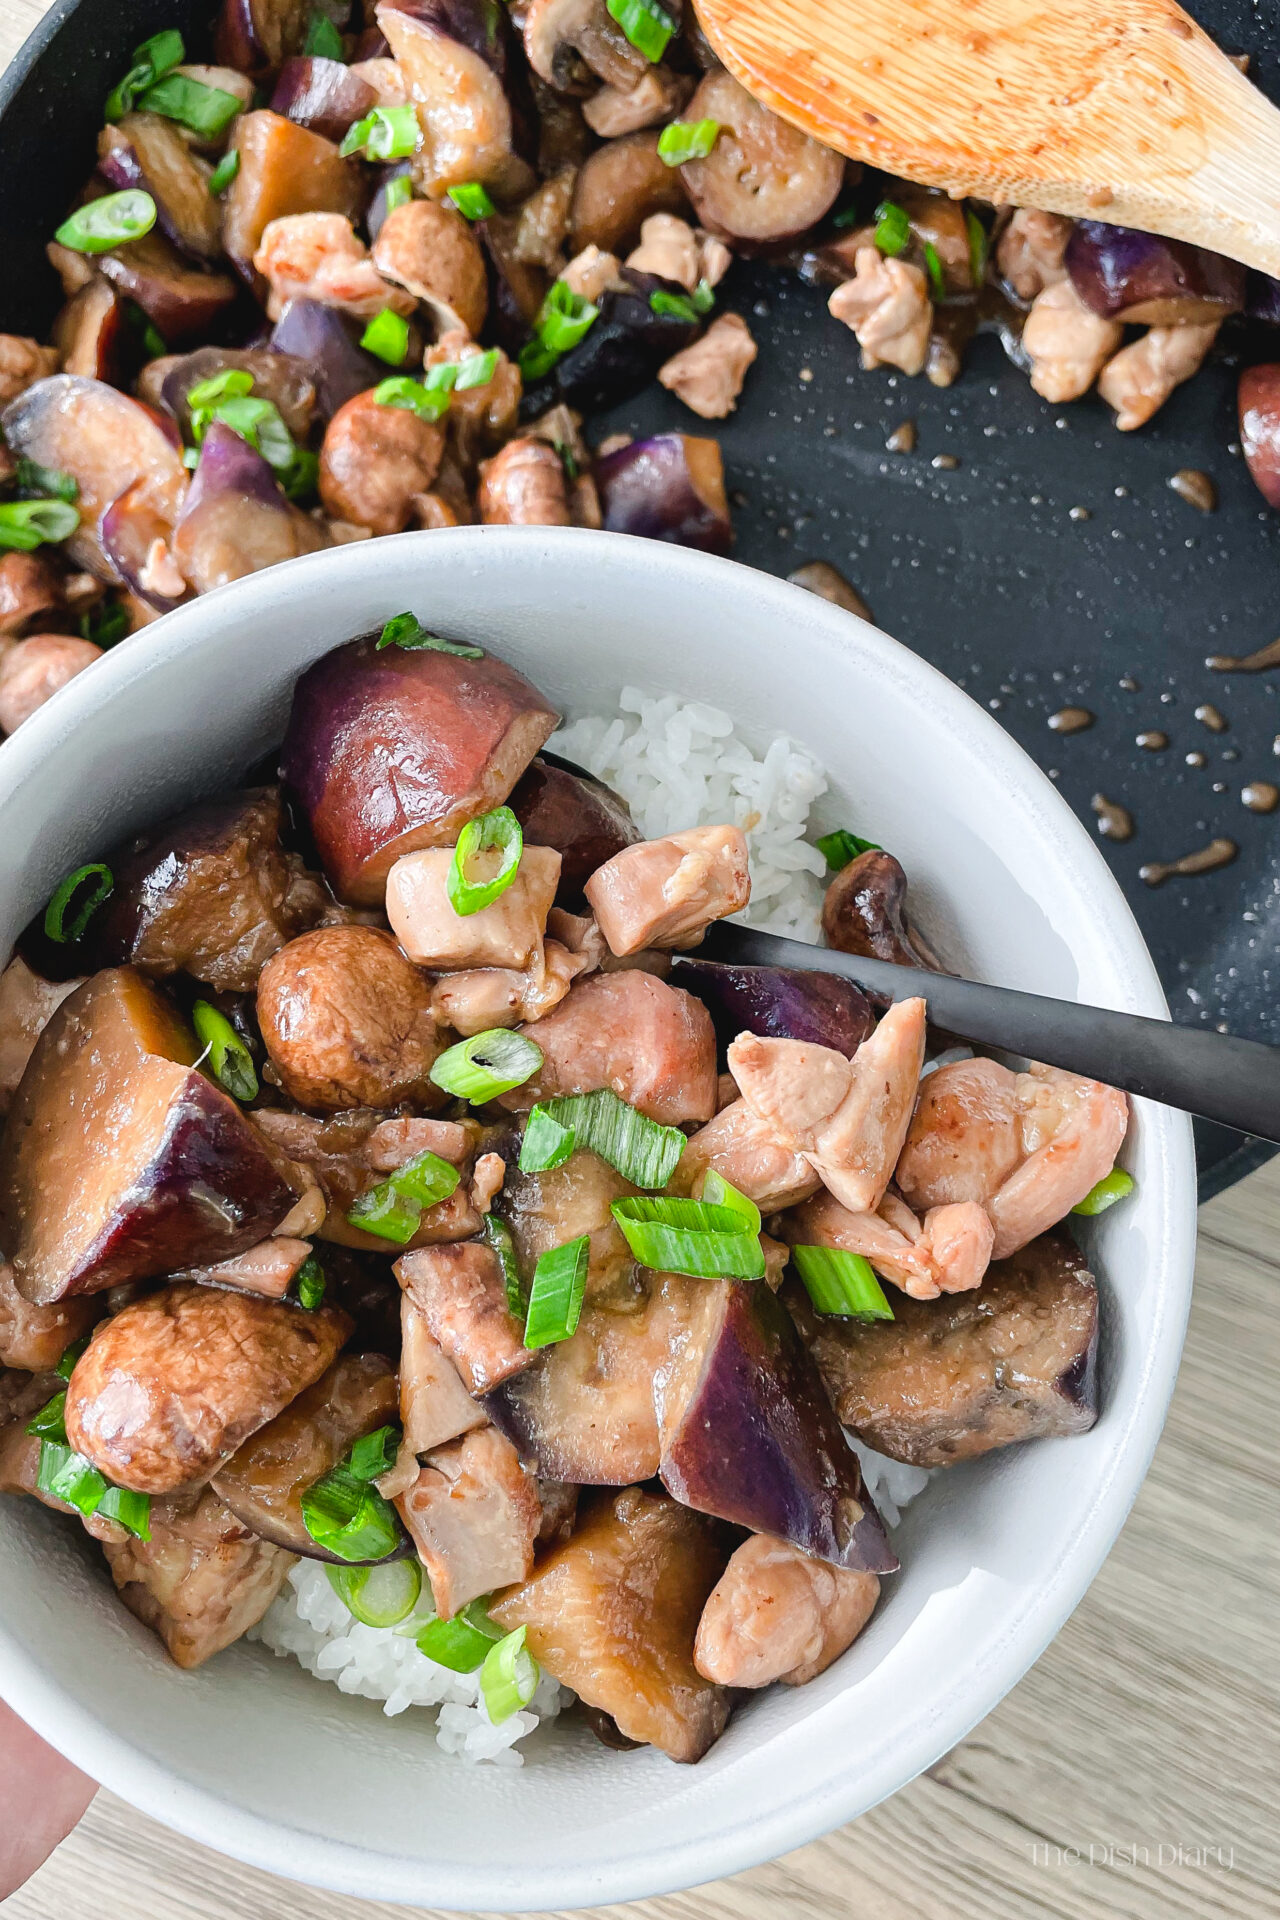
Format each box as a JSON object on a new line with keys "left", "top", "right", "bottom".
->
{"left": 255, "top": 691, "right": 931, "bottom": 1758}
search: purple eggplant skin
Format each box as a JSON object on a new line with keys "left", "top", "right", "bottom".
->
{"left": 1239, "top": 364, "right": 1280, "bottom": 508}
{"left": 216, "top": 0, "right": 352, "bottom": 76}
{"left": 367, "top": 162, "right": 415, "bottom": 244}
{"left": 99, "top": 481, "right": 187, "bottom": 614}
{"left": 596, "top": 431, "right": 732, "bottom": 556}
{"left": 160, "top": 345, "right": 318, "bottom": 441}
{"left": 269, "top": 298, "right": 387, "bottom": 421}
{"left": 1065, "top": 220, "right": 1245, "bottom": 326}
{"left": 380, "top": 0, "right": 510, "bottom": 80}
{"left": 521, "top": 270, "right": 698, "bottom": 419}
{"left": 656, "top": 1276, "right": 898, "bottom": 1574}
{"left": 171, "top": 421, "right": 326, "bottom": 595}
{"left": 822, "top": 848, "right": 943, "bottom": 973}
{"left": 98, "top": 119, "right": 224, "bottom": 264}
{"left": 270, "top": 56, "right": 378, "bottom": 142}
{"left": 673, "top": 957, "right": 875, "bottom": 1059}
{"left": 508, "top": 756, "right": 640, "bottom": 907}
{"left": 1246, "top": 270, "right": 1280, "bottom": 324}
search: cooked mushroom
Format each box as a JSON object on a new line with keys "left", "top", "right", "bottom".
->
{"left": 0, "top": 553, "right": 65, "bottom": 637}
{"left": 680, "top": 71, "right": 844, "bottom": 244}
{"left": 0, "top": 635, "right": 101, "bottom": 734}
{"left": 371, "top": 199, "right": 488, "bottom": 338}
{"left": 821, "top": 848, "right": 942, "bottom": 970}
{"left": 478, "top": 436, "right": 573, "bottom": 524}
{"left": 318, "top": 388, "right": 446, "bottom": 535}
{"left": 524, "top": 0, "right": 649, "bottom": 95}
{"left": 568, "top": 132, "right": 690, "bottom": 256}
{"left": 394, "top": 1425, "right": 540, "bottom": 1617}
{"left": 377, "top": 0, "right": 524, "bottom": 199}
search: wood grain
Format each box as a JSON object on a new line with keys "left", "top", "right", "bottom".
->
{"left": 0, "top": 2, "right": 1276, "bottom": 1913}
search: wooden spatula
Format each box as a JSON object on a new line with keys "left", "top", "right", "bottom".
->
{"left": 693, "top": 0, "right": 1280, "bottom": 277}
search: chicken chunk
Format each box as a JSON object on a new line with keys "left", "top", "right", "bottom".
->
{"left": 257, "top": 925, "right": 445, "bottom": 1111}
{"left": 0, "top": 635, "right": 101, "bottom": 733}
{"left": 424, "top": 332, "right": 523, "bottom": 471}
{"left": 399, "top": 1292, "right": 487, "bottom": 1454}
{"left": 675, "top": 1099, "right": 821, "bottom": 1210}
{"left": 385, "top": 843, "right": 561, "bottom": 969}
{"left": 783, "top": 1188, "right": 993, "bottom": 1300}
{"left": 626, "top": 212, "right": 699, "bottom": 289}
{"left": 104, "top": 1485, "right": 295, "bottom": 1669}
{"left": 396, "top": 1242, "right": 533, "bottom": 1394}
{"left": 395, "top": 1426, "right": 540, "bottom": 1617}
{"left": 169, "top": 1237, "right": 314, "bottom": 1302}
{"left": 0, "top": 1259, "right": 98, "bottom": 1373}
{"left": 658, "top": 313, "right": 758, "bottom": 420}
{"left": 318, "top": 389, "right": 446, "bottom": 537}
{"left": 429, "top": 936, "right": 592, "bottom": 1035}
{"left": 1022, "top": 278, "right": 1123, "bottom": 403}
{"left": 0, "top": 957, "right": 82, "bottom": 1115}
{"left": 252, "top": 1108, "right": 481, "bottom": 1252}
{"left": 728, "top": 1000, "right": 926, "bottom": 1214}
{"left": 500, "top": 969, "right": 718, "bottom": 1124}
{"left": 478, "top": 437, "right": 573, "bottom": 525}
{"left": 583, "top": 68, "right": 691, "bottom": 137}
{"left": 996, "top": 208, "right": 1073, "bottom": 300}
{"left": 584, "top": 824, "right": 751, "bottom": 955}
{"left": 694, "top": 1533, "right": 880, "bottom": 1688}
{"left": 560, "top": 243, "right": 628, "bottom": 304}
{"left": 253, "top": 212, "right": 415, "bottom": 322}
{"left": 0, "top": 335, "right": 60, "bottom": 405}
{"left": 349, "top": 56, "right": 409, "bottom": 107}
{"left": 1097, "top": 321, "right": 1220, "bottom": 431}
{"left": 828, "top": 248, "right": 931, "bottom": 376}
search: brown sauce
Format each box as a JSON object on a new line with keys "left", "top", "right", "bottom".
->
{"left": 1194, "top": 703, "right": 1227, "bottom": 732}
{"left": 1168, "top": 469, "right": 1217, "bottom": 513}
{"left": 1185, "top": 750, "right": 1207, "bottom": 768}
{"left": 1139, "top": 838, "right": 1238, "bottom": 886}
{"left": 1090, "top": 793, "right": 1133, "bottom": 841}
{"left": 1135, "top": 730, "right": 1168, "bottom": 751}
{"left": 1242, "top": 781, "right": 1279, "bottom": 814}
{"left": 787, "top": 562, "right": 872, "bottom": 622}
{"left": 1048, "top": 706, "right": 1094, "bottom": 734}
{"left": 885, "top": 421, "right": 916, "bottom": 454}
{"left": 1205, "top": 637, "right": 1280, "bottom": 673}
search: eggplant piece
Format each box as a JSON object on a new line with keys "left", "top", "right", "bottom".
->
{"left": 376, "top": 0, "right": 520, "bottom": 197}
{"left": 268, "top": 297, "right": 387, "bottom": 421}
{"left": 595, "top": 431, "right": 731, "bottom": 555}
{"left": 52, "top": 279, "right": 125, "bottom": 383}
{"left": 215, "top": 0, "right": 344, "bottom": 76}
{"left": 97, "top": 230, "right": 239, "bottom": 341}
{"left": 489, "top": 1484, "right": 730, "bottom": 1763}
{"left": 821, "top": 848, "right": 942, "bottom": 972}
{"left": 65, "top": 1280, "right": 351, "bottom": 1494}
{"left": 281, "top": 632, "right": 559, "bottom": 904}
{"left": 523, "top": 0, "right": 649, "bottom": 94}
{"left": 508, "top": 756, "right": 639, "bottom": 907}
{"left": 798, "top": 1230, "right": 1100, "bottom": 1468}
{"left": 366, "top": 161, "right": 415, "bottom": 244}
{"left": 159, "top": 345, "right": 317, "bottom": 440}
{"left": 521, "top": 270, "right": 697, "bottom": 419}
{"left": 480, "top": 211, "right": 550, "bottom": 357}
{"left": 99, "top": 117, "right": 224, "bottom": 263}
{"left": 212, "top": 1351, "right": 406, "bottom": 1559}
{"left": 1239, "top": 364, "right": 1280, "bottom": 507}
{"left": 222, "top": 111, "right": 364, "bottom": 283}
{"left": 1246, "top": 270, "right": 1280, "bottom": 325}
{"left": 270, "top": 55, "right": 378, "bottom": 142}
{"left": 88, "top": 786, "right": 325, "bottom": 994}
{"left": 100, "top": 480, "right": 188, "bottom": 613}
{"left": 0, "top": 1259, "right": 100, "bottom": 1373}
{"left": 0, "top": 969, "right": 303, "bottom": 1305}
{"left": 171, "top": 421, "right": 327, "bottom": 595}
{"left": 1, "top": 375, "right": 189, "bottom": 582}
{"left": 656, "top": 1275, "right": 897, "bottom": 1573}
{"left": 567, "top": 131, "right": 688, "bottom": 256}
{"left": 1065, "top": 220, "right": 1245, "bottom": 325}
{"left": 495, "top": 1147, "right": 640, "bottom": 1315}
{"left": 674, "top": 957, "right": 875, "bottom": 1057}
{"left": 681, "top": 72, "right": 843, "bottom": 245}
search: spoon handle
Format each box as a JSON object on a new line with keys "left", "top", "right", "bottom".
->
{"left": 687, "top": 924, "right": 1280, "bottom": 1144}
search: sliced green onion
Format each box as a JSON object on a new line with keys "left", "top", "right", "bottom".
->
{"left": 346, "top": 1184, "right": 423, "bottom": 1244}
{"left": 482, "top": 1213, "right": 525, "bottom": 1316}
{"left": 374, "top": 611, "right": 483, "bottom": 657}
{"left": 361, "top": 308, "right": 411, "bottom": 365}
{"left": 200, "top": 394, "right": 295, "bottom": 471}
{"left": 26, "top": 1390, "right": 68, "bottom": 1444}
{"left": 56, "top": 189, "right": 156, "bottom": 255}
{"left": 187, "top": 367, "right": 253, "bottom": 410}
{"left": 832, "top": 204, "right": 860, "bottom": 229}
{"left": 340, "top": 104, "right": 421, "bottom": 161}
{"left": 480, "top": 1624, "right": 539, "bottom": 1723}
{"left": 415, "top": 1598, "right": 502, "bottom": 1671}
{"left": 383, "top": 174, "right": 413, "bottom": 214}
{"left": 327, "top": 1558, "right": 422, "bottom": 1628}
{"left": 43, "top": 862, "right": 113, "bottom": 943}
{"left": 518, "top": 279, "right": 599, "bottom": 381}
{"left": 965, "top": 207, "right": 988, "bottom": 287}
{"left": 1071, "top": 1168, "right": 1136, "bottom": 1216}
{"left": 280, "top": 445, "right": 320, "bottom": 502}
{"left": 55, "top": 1337, "right": 91, "bottom": 1382}
{"left": 390, "top": 1150, "right": 461, "bottom": 1209}
{"left": 606, "top": 0, "right": 675, "bottom": 63}
{"left": 293, "top": 1253, "right": 326, "bottom": 1310}
{"left": 423, "top": 362, "right": 459, "bottom": 395}
{"left": 873, "top": 199, "right": 910, "bottom": 257}
{"left": 518, "top": 1087, "right": 685, "bottom": 1189}
{"left": 447, "top": 806, "right": 523, "bottom": 917}
{"left": 105, "top": 28, "right": 185, "bottom": 120}
{"left": 80, "top": 600, "right": 130, "bottom": 648}
{"left": 650, "top": 288, "right": 700, "bottom": 323}
{"left": 304, "top": 9, "right": 346, "bottom": 60}
{"left": 696, "top": 1170, "right": 762, "bottom": 1234}
{"left": 691, "top": 277, "right": 716, "bottom": 315}
{"left": 208, "top": 148, "right": 241, "bottom": 196}
{"left": 447, "top": 182, "right": 495, "bottom": 220}
{"left": 33, "top": 1429, "right": 150, "bottom": 1538}
{"left": 657, "top": 118, "right": 720, "bottom": 166}
{"left": 300, "top": 1443, "right": 404, "bottom": 1562}
{"left": 97, "top": 1483, "right": 152, "bottom": 1537}
{"left": 0, "top": 499, "right": 80, "bottom": 552}
{"left": 554, "top": 438, "right": 580, "bottom": 482}
{"left": 349, "top": 1425, "right": 401, "bottom": 1481}
{"left": 430, "top": 1029, "right": 543, "bottom": 1102}
{"left": 611, "top": 1196, "right": 765, "bottom": 1280}
{"left": 140, "top": 73, "right": 242, "bottom": 138}
{"left": 791, "top": 1244, "right": 894, "bottom": 1319}
{"left": 815, "top": 827, "right": 881, "bottom": 871}
{"left": 922, "top": 239, "right": 946, "bottom": 302}
{"left": 192, "top": 1000, "right": 258, "bottom": 1102}
{"left": 453, "top": 348, "right": 499, "bottom": 390}
{"left": 373, "top": 374, "right": 451, "bottom": 422}
{"left": 523, "top": 1235, "right": 589, "bottom": 1349}
{"left": 16, "top": 458, "right": 77, "bottom": 504}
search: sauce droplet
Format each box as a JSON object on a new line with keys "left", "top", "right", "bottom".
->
{"left": 931, "top": 453, "right": 959, "bottom": 470}
{"left": 1139, "top": 838, "right": 1238, "bottom": 886}
{"left": 1118, "top": 674, "right": 1140, "bottom": 691}
{"left": 885, "top": 421, "right": 916, "bottom": 453}
{"left": 787, "top": 561, "right": 872, "bottom": 622}
{"left": 1205, "top": 636, "right": 1280, "bottom": 672}
{"left": 1242, "top": 781, "right": 1279, "bottom": 813}
{"left": 1194, "top": 703, "right": 1227, "bottom": 732}
{"left": 1136, "top": 730, "right": 1168, "bottom": 750}
{"left": 1185, "top": 750, "right": 1207, "bottom": 768}
{"left": 1168, "top": 468, "right": 1217, "bottom": 512}
{"left": 1048, "top": 706, "right": 1094, "bottom": 734}
{"left": 1091, "top": 793, "right": 1134, "bottom": 840}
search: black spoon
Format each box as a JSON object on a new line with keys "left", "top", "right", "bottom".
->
{"left": 674, "top": 921, "right": 1280, "bottom": 1144}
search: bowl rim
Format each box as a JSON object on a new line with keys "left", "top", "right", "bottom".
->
{"left": 0, "top": 528, "right": 1198, "bottom": 1909}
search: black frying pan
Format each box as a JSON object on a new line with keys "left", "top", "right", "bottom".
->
{"left": 0, "top": 0, "right": 1275, "bottom": 1199}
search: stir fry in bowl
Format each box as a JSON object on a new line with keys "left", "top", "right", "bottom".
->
{"left": 0, "top": 1, "right": 1278, "bottom": 741}
{"left": 0, "top": 618, "right": 1135, "bottom": 1764}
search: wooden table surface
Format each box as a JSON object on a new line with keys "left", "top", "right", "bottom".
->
{"left": 0, "top": 1, "right": 1276, "bottom": 1912}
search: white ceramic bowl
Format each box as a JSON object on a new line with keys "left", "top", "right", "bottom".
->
{"left": 0, "top": 528, "right": 1196, "bottom": 1910}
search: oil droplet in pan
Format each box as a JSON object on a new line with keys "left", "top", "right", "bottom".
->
{"left": 1242, "top": 781, "right": 1279, "bottom": 813}
{"left": 1139, "top": 838, "right": 1238, "bottom": 885}
{"left": 1205, "top": 636, "right": 1280, "bottom": 672}
{"left": 1136, "top": 730, "right": 1168, "bottom": 750}
{"left": 1091, "top": 794, "right": 1134, "bottom": 840}
{"left": 1048, "top": 706, "right": 1095, "bottom": 734}
{"left": 1194, "top": 703, "right": 1227, "bottom": 731}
